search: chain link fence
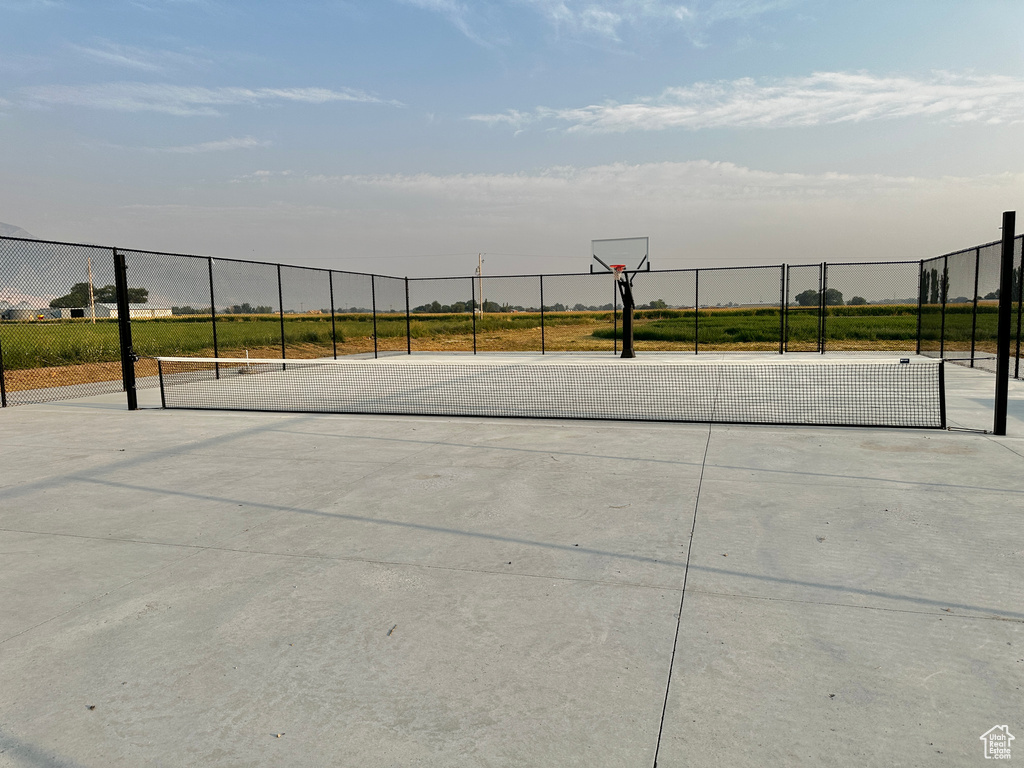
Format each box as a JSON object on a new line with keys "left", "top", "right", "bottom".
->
{"left": 2, "top": 232, "right": 1022, "bottom": 409}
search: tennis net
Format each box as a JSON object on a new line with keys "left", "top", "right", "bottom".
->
{"left": 155, "top": 355, "right": 946, "bottom": 429}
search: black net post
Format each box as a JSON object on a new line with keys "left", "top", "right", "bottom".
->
{"left": 328, "top": 271, "right": 338, "bottom": 360}
{"left": 994, "top": 211, "right": 1016, "bottom": 435}
{"left": 113, "top": 248, "right": 138, "bottom": 411}
{"left": 939, "top": 361, "right": 947, "bottom": 429}
{"left": 820, "top": 263, "right": 828, "bottom": 354}
{"left": 405, "top": 277, "right": 411, "bottom": 355}
{"left": 916, "top": 260, "right": 924, "bottom": 355}
{"left": 0, "top": 330, "right": 7, "bottom": 407}
{"left": 694, "top": 269, "right": 700, "bottom": 354}
{"left": 970, "top": 247, "right": 981, "bottom": 367}
{"left": 277, "top": 264, "right": 286, "bottom": 368}
{"left": 207, "top": 257, "right": 220, "bottom": 378}
{"left": 774, "top": 264, "right": 782, "bottom": 354}
{"left": 540, "top": 276, "right": 548, "bottom": 354}
{"left": 471, "top": 276, "right": 477, "bottom": 354}
{"left": 371, "top": 275, "right": 379, "bottom": 359}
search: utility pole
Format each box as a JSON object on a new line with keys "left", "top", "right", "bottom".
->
{"left": 476, "top": 253, "right": 484, "bottom": 314}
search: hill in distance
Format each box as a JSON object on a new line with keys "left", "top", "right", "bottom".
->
{"left": 0, "top": 221, "right": 36, "bottom": 239}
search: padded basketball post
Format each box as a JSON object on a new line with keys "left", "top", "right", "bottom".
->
{"left": 617, "top": 273, "right": 636, "bottom": 359}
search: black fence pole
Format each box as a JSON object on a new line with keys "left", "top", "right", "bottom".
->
{"left": 471, "top": 277, "right": 477, "bottom": 355}
{"left": 820, "top": 263, "right": 828, "bottom": 354}
{"left": 113, "top": 248, "right": 138, "bottom": 411}
{"left": 540, "top": 276, "right": 548, "bottom": 354}
{"left": 779, "top": 264, "right": 786, "bottom": 354}
{"left": 694, "top": 270, "right": 699, "bottom": 355}
{"left": 277, "top": 264, "right": 286, "bottom": 369}
{"left": 970, "top": 247, "right": 980, "bottom": 367}
{"left": 207, "top": 257, "right": 219, "bottom": 378}
{"left": 328, "top": 271, "right": 338, "bottom": 359}
{"left": 939, "top": 255, "right": 948, "bottom": 359}
{"left": 994, "top": 211, "right": 1015, "bottom": 436}
{"left": 817, "top": 264, "right": 824, "bottom": 353}
{"left": 783, "top": 266, "right": 791, "bottom": 353}
{"left": 1015, "top": 237, "right": 1023, "bottom": 379}
{"left": 0, "top": 330, "right": 7, "bottom": 407}
{"left": 405, "top": 277, "right": 411, "bottom": 355}
{"left": 916, "top": 260, "right": 924, "bottom": 355}
{"left": 371, "top": 275, "right": 378, "bottom": 359}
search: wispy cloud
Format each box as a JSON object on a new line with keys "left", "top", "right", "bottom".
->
{"left": 0, "top": 0, "right": 66, "bottom": 9}
{"left": 154, "top": 136, "right": 270, "bottom": 153}
{"left": 470, "top": 71, "right": 1024, "bottom": 132}
{"left": 399, "top": 0, "right": 495, "bottom": 47}
{"left": 19, "top": 82, "right": 399, "bottom": 116}
{"left": 228, "top": 159, "right": 1003, "bottom": 204}
{"left": 397, "top": 0, "right": 794, "bottom": 45}
{"left": 70, "top": 41, "right": 208, "bottom": 73}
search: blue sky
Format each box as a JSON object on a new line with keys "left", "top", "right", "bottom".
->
{"left": 1, "top": 0, "right": 1023, "bottom": 275}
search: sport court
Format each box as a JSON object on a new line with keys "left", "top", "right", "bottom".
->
{"left": 0, "top": 358, "right": 1021, "bottom": 766}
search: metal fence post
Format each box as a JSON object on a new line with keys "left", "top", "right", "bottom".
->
{"left": 539, "top": 275, "right": 545, "bottom": 354}
{"left": 1014, "top": 236, "right": 1023, "bottom": 379}
{"left": 915, "top": 260, "right": 924, "bottom": 355}
{"left": 970, "top": 247, "right": 980, "bottom": 367}
{"left": 328, "top": 271, "right": 338, "bottom": 360}
{"left": 207, "top": 257, "right": 220, "bottom": 378}
{"left": 277, "top": 264, "right": 286, "bottom": 368}
{"left": 994, "top": 211, "right": 1016, "bottom": 435}
{"left": 113, "top": 248, "right": 138, "bottom": 411}
{"left": 371, "top": 275, "right": 378, "bottom": 359}
{"left": 471, "top": 276, "right": 477, "bottom": 355}
{"left": 779, "top": 264, "right": 786, "bottom": 354}
{"left": 820, "top": 263, "right": 828, "bottom": 354}
{"left": 405, "top": 277, "right": 411, "bottom": 355}
{"left": 939, "top": 255, "right": 948, "bottom": 359}
{"left": 694, "top": 269, "right": 699, "bottom": 355}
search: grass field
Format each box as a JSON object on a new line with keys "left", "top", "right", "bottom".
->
{"left": 0, "top": 303, "right": 1015, "bottom": 392}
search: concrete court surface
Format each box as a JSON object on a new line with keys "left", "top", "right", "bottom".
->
{"left": 0, "top": 366, "right": 1021, "bottom": 767}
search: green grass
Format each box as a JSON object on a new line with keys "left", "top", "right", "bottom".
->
{"left": 1, "top": 304, "right": 1014, "bottom": 372}
{"left": 0, "top": 311, "right": 596, "bottom": 370}
{"left": 590, "top": 304, "right": 1001, "bottom": 345}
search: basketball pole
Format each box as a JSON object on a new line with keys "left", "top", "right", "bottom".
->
{"left": 617, "top": 271, "right": 636, "bottom": 359}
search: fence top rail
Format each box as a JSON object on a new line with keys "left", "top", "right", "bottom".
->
{"left": 3, "top": 232, "right": 1019, "bottom": 283}
{"left": 0, "top": 234, "right": 117, "bottom": 252}
{"left": 922, "top": 233, "right": 1023, "bottom": 265}
{"left": 0, "top": 235, "right": 390, "bottom": 280}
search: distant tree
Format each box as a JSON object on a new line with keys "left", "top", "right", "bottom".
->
{"left": 794, "top": 289, "right": 819, "bottom": 307}
{"left": 224, "top": 303, "right": 272, "bottom": 314}
{"left": 573, "top": 303, "right": 588, "bottom": 311}
{"left": 848, "top": 296, "right": 867, "bottom": 306}
{"left": 50, "top": 283, "right": 148, "bottom": 307}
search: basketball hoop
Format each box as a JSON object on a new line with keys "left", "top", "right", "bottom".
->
{"left": 610, "top": 264, "right": 626, "bottom": 279}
